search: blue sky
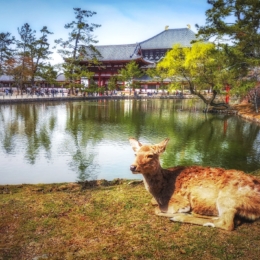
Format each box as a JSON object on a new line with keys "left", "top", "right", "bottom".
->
{"left": 0, "top": 0, "right": 210, "bottom": 64}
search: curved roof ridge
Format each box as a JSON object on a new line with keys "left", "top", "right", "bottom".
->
{"left": 95, "top": 43, "right": 137, "bottom": 47}
{"left": 139, "top": 28, "right": 196, "bottom": 50}
{"left": 92, "top": 43, "right": 142, "bottom": 61}
{"left": 140, "top": 28, "right": 189, "bottom": 44}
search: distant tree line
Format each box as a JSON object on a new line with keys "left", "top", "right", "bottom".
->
{"left": 0, "top": 24, "right": 56, "bottom": 93}
{"left": 0, "top": 8, "right": 101, "bottom": 95}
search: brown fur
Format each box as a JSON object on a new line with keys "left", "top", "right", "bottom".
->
{"left": 129, "top": 138, "right": 260, "bottom": 231}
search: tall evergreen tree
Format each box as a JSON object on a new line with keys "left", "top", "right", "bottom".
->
{"left": 196, "top": 0, "right": 260, "bottom": 79}
{"left": 0, "top": 32, "right": 15, "bottom": 76}
{"left": 55, "top": 8, "right": 101, "bottom": 95}
{"left": 29, "top": 26, "right": 53, "bottom": 85}
{"left": 16, "top": 23, "right": 37, "bottom": 88}
{"left": 11, "top": 23, "right": 53, "bottom": 91}
{"left": 195, "top": 0, "right": 260, "bottom": 111}
{"left": 119, "top": 61, "right": 143, "bottom": 95}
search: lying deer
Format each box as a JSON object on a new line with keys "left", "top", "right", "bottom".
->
{"left": 129, "top": 138, "right": 260, "bottom": 231}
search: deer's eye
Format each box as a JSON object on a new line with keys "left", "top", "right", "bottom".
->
{"left": 147, "top": 154, "right": 154, "bottom": 159}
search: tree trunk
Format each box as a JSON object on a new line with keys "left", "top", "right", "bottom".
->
{"left": 190, "top": 85, "right": 229, "bottom": 111}
{"left": 254, "top": 90, "right": 258, "bottom": 113}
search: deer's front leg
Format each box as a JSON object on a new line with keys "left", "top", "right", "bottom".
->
{"left": 151, "top": 197, "right": 158, "bottom": 206}
{"left": 155, "top": 196, "right": 191, "bottom": 217}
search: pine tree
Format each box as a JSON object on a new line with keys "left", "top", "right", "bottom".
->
{"left": 119, "top": 61, "right": 143, "bottom": 95}
{"left": 0, "top": 32, "right": 15, "bottom": 76}
{"left": 55, "top": 8, "right": 101, "bottom": 95}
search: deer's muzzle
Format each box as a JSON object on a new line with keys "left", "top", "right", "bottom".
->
{"left": 130, "top": 165, "right": 137, "bottom": 172}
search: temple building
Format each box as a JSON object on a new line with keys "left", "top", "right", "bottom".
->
{"left": 0, "top": 27, "right": 196, "bottom": 91}
{"left": 82, "top": 27, "right": 196, "bottom": 91}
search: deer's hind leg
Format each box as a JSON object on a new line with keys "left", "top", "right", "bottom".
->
{"left": 170, "top": 197, "right": 237, "bottom": 231}
{"left": 212, "top": 197, "right": 237, "bottom": 231}
{"left": 170, "top": 209, "right": 236, "bottom": 231}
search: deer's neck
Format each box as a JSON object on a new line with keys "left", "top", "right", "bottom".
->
{"left": 142, "top": 167, "right": 177, "bottom": 210}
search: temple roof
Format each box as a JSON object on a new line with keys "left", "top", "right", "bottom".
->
{"left": 83, "top": 28, "right": 196, "bottom": 63}
{"left": 140, "top": 28, "right": 196, "bottom": 50}
{"left": 0, "top": 75, "right": 13, "bottom": 82}
{"left": 90, "top": 44, "right": 141, "bottom": 62}
{"left": 0, "top": 74, "right": 65, "bottom": 83}
{"left": 56, "top": 73, "right": 66, "bottom": 81}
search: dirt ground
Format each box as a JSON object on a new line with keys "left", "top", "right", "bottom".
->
{"left": 233, "top": 103, "right": 260, "bottom": 124}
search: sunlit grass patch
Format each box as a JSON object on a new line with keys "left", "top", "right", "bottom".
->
{"left": 1, "top": 180, "right": 260, "bottom": 259}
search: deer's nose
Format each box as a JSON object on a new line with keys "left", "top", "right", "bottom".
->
{"left": 130, "top": 165, "right": 137, "bottom": 172}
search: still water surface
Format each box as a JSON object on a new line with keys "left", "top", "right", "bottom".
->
{"left": 1, "top": 99, "right": 260, "bottom": 184}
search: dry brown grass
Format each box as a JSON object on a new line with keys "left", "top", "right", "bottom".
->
{"left": 1, "top": 179, "right": 260, "bottom": 260}
{"left": 234, "top": 103, "right": 260, "bottom": 123}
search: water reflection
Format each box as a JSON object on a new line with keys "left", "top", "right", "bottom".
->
{"left": 65, "top": 102, "right": 101, "bottom": 181}
{"left": 0, "top": 99, "right": 260, "bottom": 184}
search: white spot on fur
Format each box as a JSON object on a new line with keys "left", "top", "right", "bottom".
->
{"left": 178, "top": 206, "right": 190, "bottom": 213}
{"left": 203, "top": 222, "right": 215, "bottom": 227}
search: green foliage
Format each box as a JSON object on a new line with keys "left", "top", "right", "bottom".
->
{"left": 195, "top": 0, "right": 260, "bottom": 108}
{"left": 86, "top": 79, "right": 99, "bottom": 94}
{"left": 147, "top": 66, "right": 169, "bottom": 89}
{"left": 54, "top": 8, "right": 101, "bottom": 94}
{"left": 2, "top": 23, "right": 53, "bottom": 91}
{"left": 196, "top": 0, "right": 260, "bottom": 66}
{"left": 158, "top": 43, "right": 216, "bottom": 90}
{"left": 168, "top": 81, "right": 183, "bottom": 93}
{"left": 36, "top": 63, "right": 58, "bottom": 86}
{"left": 107, "top": 75, "right": 119, "bottom": 91}
{"left": 0, "top": 32, "right": 15, "bottom": 76}
{"left": 16, "top": 23, "right": 53, "bottom": 85}
{"left": 119, "top": 61, "right": 143, "bottom": 85}
{"left": 157, "top": 42, "right": 257, "bottom": 107}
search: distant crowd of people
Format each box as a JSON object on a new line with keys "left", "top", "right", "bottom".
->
{"left": 1, "top": 88, "right": 66, "bottom": 97}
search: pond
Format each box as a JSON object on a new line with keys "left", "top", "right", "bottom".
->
{"left": 1, "top": 98, "right": 260, "bottom": 184}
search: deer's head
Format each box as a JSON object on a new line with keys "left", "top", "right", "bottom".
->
{"left": 129, "top": 138, "right": 169, "bottom": 174}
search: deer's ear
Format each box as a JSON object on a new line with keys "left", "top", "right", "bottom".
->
{"left": 129, "top": 138, "right": 142, "bottom": 153}
{"left": 156, "top": 138, "right": 170, "bottom": 154}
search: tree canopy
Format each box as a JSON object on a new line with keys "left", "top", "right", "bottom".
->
{"left": 119, "top": 61, "right": 143, "bottom": 94}
{"left": 196, "top": 0, "right": 260, "bottom": 77}
{"left": 194, "top": 0, "right": 260, "bottom": 110}
{"left": 0, "top": 32, "right": 15, "bottom": 76}
{"left": 157, "top": 42, "right": 255, "bottom": 110}
{"left": 196, "top": 0, "right": 260, "bottom": 64}
{"left": 54, "top": 8, "right": 101, "bottom": 94}
{"left": 1, "top": 23, "right": 54, "bottom": 92}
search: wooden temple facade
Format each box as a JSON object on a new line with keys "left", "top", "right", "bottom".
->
{"left": 81, "top": 44, "right": 153, "bottom": 88}
{"left": 82, "top": 27, "right": 196, "bottom": 91}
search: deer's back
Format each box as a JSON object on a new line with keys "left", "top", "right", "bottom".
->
{"left": 171, "top": 166, "right": 260, "bottom": 192}
{"left": 167, "top": 166, "right": 260, "bottom": 216}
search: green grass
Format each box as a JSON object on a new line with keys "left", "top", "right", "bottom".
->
{"left": 1, "top": 180, "right": 260, "bottom": 260}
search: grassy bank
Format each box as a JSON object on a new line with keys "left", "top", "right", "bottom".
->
{"left": 1, "top": 178, "right": 260, "bottom": 260}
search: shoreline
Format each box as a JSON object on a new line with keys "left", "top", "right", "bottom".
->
{"left": 1, "top": 169, "right": 260, "bottom": 189}
{"left": 232, "top": 103, "right": 260, "bottom": 125}
{"left": 0, "top": 93, "right": 193, "bottom": 104}
{"left": 1, "top": 93, "right": 260, "bottom": 124}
